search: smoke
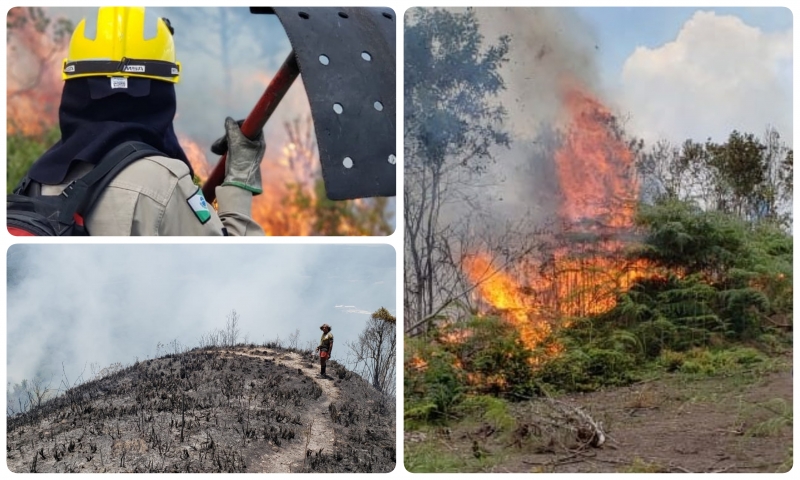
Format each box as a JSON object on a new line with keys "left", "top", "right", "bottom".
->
{"left": 436, "top": 8, "right": 601, "bottom": 229}
{"left": 6, "top": 244, "right": 396, "bottom": 387}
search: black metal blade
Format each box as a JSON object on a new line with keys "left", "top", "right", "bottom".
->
{"left": 256, "top": 7, "right": 397, "bottom": 200}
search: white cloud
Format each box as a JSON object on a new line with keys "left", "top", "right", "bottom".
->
{"left": 335, "top": 305, "right": 372, "bottom": 315}
{"left": 617, "top": 11, "right": 792, "bottom": 146}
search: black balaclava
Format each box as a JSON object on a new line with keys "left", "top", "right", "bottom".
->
{"left": 27, "top": 75, "right": 192, "bottom": 185}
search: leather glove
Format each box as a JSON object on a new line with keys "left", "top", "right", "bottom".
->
{"left": 210, "top": 119, "right": 242, "bottom": 155}
{"left": 212, "top": 117, "right": 265, "bottom": 195}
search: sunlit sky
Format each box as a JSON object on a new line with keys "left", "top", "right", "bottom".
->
{"left": 575, "top": 7, "right": 792, "bottom": 146}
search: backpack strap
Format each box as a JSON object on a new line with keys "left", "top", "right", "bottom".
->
{"left": 13, "top": 175, "right": 37, "bottom": 196}
{"left": 57, "top": 141, "right": 165, "bottom": 224}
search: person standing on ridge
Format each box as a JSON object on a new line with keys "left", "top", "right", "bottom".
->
{"left": 13, "top": 7, "right": 265, "bottom": 236}
{"left": 315, "top": 324, "right": 334, "bottom": 378}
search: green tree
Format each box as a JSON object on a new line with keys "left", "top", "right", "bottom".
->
{"left": 404, "top": 8, "right": 511, "bottom": 330}
{"left": 637, "top": 128, "right": 793, "bottom": 227}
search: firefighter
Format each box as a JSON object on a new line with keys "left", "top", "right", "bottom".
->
{"left": 315, "top": 323, "right": 334, "bottom": 377}
{"left": 22, "top": 7, "right": 264, "bottom": 235}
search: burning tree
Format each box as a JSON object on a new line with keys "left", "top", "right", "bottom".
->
{"left": 457, "top": 79, "right": 654, "bottom": 361}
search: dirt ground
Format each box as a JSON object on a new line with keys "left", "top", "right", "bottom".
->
{"left": 406, "top": 354, "right": 792, "bottom": 473}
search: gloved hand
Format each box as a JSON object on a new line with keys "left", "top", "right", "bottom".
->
{"left": 212, "top": 117, "right": 266, "bottom": 195}
{"left": 210, "top": 119, "right": 243, "bottom": 156}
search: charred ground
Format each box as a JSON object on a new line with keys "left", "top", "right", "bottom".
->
{"left": 6, "top": 345, "right": 395, "bottom": 473}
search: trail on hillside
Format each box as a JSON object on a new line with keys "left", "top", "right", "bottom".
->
{"left": 221, "top": 347, "right": 340, "bottom": 473}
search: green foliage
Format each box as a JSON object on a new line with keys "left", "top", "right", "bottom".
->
{"left": 405, "top": 7, "right": 511, "bottom": 172}
{"left": 676, "top": 347, "right": 766, "bottom": 376}
{"left": 777, "top": 446, "right": 792, "bottom": 473}
{"left": 405, "top": 338, "right": 465, "bottom": 426}
{"left": 7, "top": 128, "right": 60, "bottom": 193}
{"left": 636, "top": 200, "right": 746, "bottom": 273}
{"left": 405, "top": 439, "right": 504, "bottom": 473}
{"left": 371, "top": 307, "right": 396, "bottom": 324}
{"left": 637, "top": 128, "right": 792, "bottom": 226}
{"left": 743, "top": 398, "right": 792, "bottom": 439}
{"left": 536, "top": 346, "right": 636, "bottom": 392}
{"left": 405, "top": 316, "right": 539, "bottom": 426}
{"left": 452, "top": 316, "right": 539, "bottom": 398}
{"left": 457, "top": 395, "right": 515, "bottom": 431}
{"left": 529, "top": 199, "right": 791, "bottom": 393}
{"left": 285, "top": 179, "right": 393, "bottom": 236}
{"left": 633, "top": 199, "right": 792, "bottom": 340}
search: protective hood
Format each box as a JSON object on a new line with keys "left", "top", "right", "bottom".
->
{"left": 27, "top": 76, "right": 192, "bottom": 185}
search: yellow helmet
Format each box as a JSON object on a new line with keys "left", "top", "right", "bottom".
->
{"left": 62, "top": 7, "right": 181, "bottom": 83}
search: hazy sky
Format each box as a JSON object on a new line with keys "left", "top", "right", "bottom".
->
{"left": 6, "top": 244, "right": 396, "bottom": 386}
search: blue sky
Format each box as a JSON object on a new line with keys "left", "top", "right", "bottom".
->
{"left": 575, "top": 7, "right": 793, "bottom": 90}
{"left": 6, "top": 244, "right": 396, "bottom": 385}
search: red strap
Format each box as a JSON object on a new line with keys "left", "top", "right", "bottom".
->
{"left": 73, "top": 213, "right": 85, "bottom": 227}
{"left": 8, "top": 226, "right": 36, "bottom": 236}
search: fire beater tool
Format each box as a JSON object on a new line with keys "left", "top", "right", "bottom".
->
{"left": 202, "top": 7, "right": 396, "bottom": 202}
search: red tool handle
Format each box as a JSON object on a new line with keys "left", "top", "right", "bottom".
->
{"left": 202, "top": 52, "right": 300, "bottom": 202}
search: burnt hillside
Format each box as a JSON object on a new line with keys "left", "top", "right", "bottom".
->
{"left": 6, "top": 345, "right": 396, "bottom": 473}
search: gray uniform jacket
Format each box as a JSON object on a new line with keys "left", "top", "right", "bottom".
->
{"left": 40, "top": 155, "right": 265, "bottom": 236}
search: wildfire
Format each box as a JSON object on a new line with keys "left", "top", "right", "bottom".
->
{"left": 555, "top": 79, "right": 639, "bottom": 228}
{"left": 6, "top": 7, "right": 67, "bottom": 136}
{"left": 407, "top": 356, "right": 428, "bottom": 372}
{"left": 462, "top": 254, "right": 551, "bottom": 352}
{"left": 178, "top": 135, "right": 211, "bottom": 181}
{"left": 462, "top": 79, "right": 653, "bottom": 357}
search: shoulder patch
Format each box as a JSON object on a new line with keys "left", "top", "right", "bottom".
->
{"left": 187, "top": 187, "right": 211, "bottom": 224}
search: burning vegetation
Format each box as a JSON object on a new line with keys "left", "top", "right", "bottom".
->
{"left": 404, "top": 7, "right": 792, "bottom": 473}
{"left": 405, "top": 6, "right": 790, "bottom": 416}
{"left": 458, "top": 80, "right": 657, "bottom": 363}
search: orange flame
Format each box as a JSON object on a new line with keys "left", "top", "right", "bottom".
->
{"left": 407, "top": 356, "right": 428, "bottom": 372}
{"left": 463, "top": 79, "right": 653, "bottom": 358}
{"left": 462, "top": 254, "right": 552, "bottom": 353}
{"left": 555, "top": 79, "right": 639, "bottom": 228}
{"left": 6, "top": 7, "right": 68, "bottom": 136}
{"left": 178, "top": 135, "right": 211, "bottom": 182}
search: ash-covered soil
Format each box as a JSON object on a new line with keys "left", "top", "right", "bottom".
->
{"left": 6, "top": 346, "right": 395, "bottom": 473}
